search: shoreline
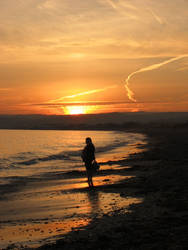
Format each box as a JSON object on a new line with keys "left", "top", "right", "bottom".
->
{"left": 33, "top": 126, "right": 188, "bottom": 250}
{"left": 1, "top": 130, "right": 146, "bottom": 250}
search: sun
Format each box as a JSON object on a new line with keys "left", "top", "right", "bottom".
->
{"left": 64, "top": 106, "right": 85, "bottom": 115}
{"left": 63, "top": 105, "right": 97, "bottom": 115}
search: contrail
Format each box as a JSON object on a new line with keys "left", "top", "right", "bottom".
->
{"left": 105, "top": 0, "right": 117, "bottom": 10}
{"left": 48, "top": 85, "right": 117, "bottom": 103}
{"left": 125, "top": 54, "right": 188, "bottom": 102}
{"left": 148, "top": 8, "right": 164, "bottom": 25}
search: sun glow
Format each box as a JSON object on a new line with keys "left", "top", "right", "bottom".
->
{"left": 63, "top": 105, "right": 97, "bottom": 115}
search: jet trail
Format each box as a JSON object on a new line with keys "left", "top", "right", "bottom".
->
{"left": 48, "top": 85, "right": 117, "bottom": 103}
{"left": 125, "top": 55, "right": 188, "bottom": 102}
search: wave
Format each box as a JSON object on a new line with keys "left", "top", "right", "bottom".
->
{"left": 18, "top": 152, "right": 71, "bottom": 166}
{"left": 0, "top": 158, "right": 12, "bottom": 169}
{"left": 18, "top": 141, "right": 128, "bottom": 166}
{"left": 96, "top": 141, "right": 128, "bottom": 154}
{"left": 0, "top": 140, "right": 129, "bottom": 169}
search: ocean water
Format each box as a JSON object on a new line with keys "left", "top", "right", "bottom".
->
{"left": 0, "top": 129, "right": 146, "bottom": 248}
{"left": 0, "top": 129, "right": 146, "bottom": 179}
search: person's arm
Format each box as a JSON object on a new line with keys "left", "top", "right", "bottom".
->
{"left": 81, "top": 148, "right": 86, "bottom": 162}
{"left": 92, "top": 145, "right": 95, "bottom": 160}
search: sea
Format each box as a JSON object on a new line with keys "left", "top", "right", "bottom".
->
{"left": 0, "top": 129, "right": 146, "bottom": 248}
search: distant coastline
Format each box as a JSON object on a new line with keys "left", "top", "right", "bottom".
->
{"left": 0, "top": 112, "right": 188, "bottom": 130}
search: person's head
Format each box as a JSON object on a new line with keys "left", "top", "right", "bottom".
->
{"left": 86, "top": 137, "right": 92, "bottom": 145}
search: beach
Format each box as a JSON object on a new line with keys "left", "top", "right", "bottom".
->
{"left": 1, "top": 126, "right": 188, "bottom": 249}
{"left": 0, "top": 130, "right": 146, "bottom": 249}
{"left": 33, "top": 126, "right": 188, "bottom": 250}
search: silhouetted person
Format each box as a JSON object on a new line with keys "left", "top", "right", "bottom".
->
{"left": 81, "top": 137, "right": 95, "bottom": 188}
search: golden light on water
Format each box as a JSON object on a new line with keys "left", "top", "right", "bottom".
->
{"left": 63, "top": 105, "right": 97, "bottom": 115}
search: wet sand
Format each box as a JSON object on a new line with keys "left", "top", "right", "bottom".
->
{"left": 1, "top": 165, "right": 142, "bottom": 249}
{"left": 3, "top": 127, "right": 188, "bottom": 249}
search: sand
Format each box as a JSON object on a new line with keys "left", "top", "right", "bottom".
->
{"left": 4, "top": 126, "right": 188, "bottom": 250}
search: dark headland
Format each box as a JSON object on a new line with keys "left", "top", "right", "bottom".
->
{"left": 0, "top": 112, "right": 188, "bottom": 130}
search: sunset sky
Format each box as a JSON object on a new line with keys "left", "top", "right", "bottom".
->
{"left": 0, "top": 0, "right": 188, "bottom": 115}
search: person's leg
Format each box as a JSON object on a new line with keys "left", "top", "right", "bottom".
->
{"left": 86, "top": 170, "right": 90, "bottom": 186}
{"left": 85, "top": 162, "right": 94, "bottom": 188}
{"left": 88, "top": 169, "right": 93, "bottom": 187}
{"left": 86, "top": 168, "right": 92, "bottom": 187}
{"left": 85, "top": 163, "right": 90, "bottom": 187}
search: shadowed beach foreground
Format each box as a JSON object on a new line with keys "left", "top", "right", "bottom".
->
{"left": 9, "top": 127, "right": 188, "bottom": 250}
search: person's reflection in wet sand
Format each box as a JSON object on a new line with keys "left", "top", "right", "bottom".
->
{"left": 87, "top": 190, "right": 100, "bottom": 216}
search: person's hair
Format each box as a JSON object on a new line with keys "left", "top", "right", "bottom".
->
{"left": 86, "top": 137, "right": 92, "bottom": 143}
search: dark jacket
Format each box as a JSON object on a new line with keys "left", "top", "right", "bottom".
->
{"left": 82, "top": 143, "right": 95, "bottom": 163}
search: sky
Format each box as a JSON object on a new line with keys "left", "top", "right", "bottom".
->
{"left": 0, "top": 0, "right": 188, "bottom": 115}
